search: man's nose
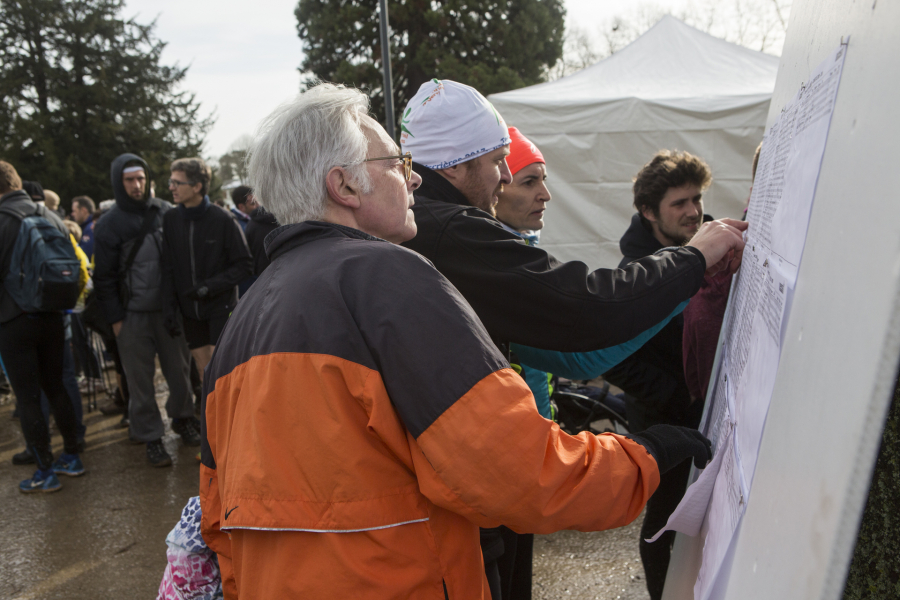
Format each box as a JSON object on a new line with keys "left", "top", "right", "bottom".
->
{"left": 409, "top": 170, "right": 423, "bottom": 192}
{"left": 499, "top": 159, "right": 512, "bottom": 185}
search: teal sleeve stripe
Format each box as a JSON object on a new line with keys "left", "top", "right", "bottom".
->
{"left": 520, "top": 364, "right": 553, "bottom": 419}
{"left": 511, "top": 299, "right": 689, "bottom": 380}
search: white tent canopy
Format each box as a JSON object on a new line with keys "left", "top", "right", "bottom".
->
{"left": 489, "top": 16, "right": 779, "bottom": 269}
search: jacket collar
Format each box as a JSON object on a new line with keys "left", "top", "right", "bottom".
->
{"left": 620, "top": 213, "right": 664, "bottom": 259}
{"left": 413, "top": 162, "right": 472, "bottom": 208}
{"left": 178, "top": 195, "right": 211, "bottom": 220}
{"left": 0, "top": 189, "right": 32, "bottom": 207}
{"left": 265, "top": 220, "right": 385, "bottom": 261}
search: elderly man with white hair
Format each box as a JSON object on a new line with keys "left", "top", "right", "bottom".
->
{"left": 399, "top": 79, "right": 749, "bottom": 599}
{"left": 199, "top": 83, "right": 717, "bottom": 600}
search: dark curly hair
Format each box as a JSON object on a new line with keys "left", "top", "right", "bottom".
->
{"left": 633, "top": 150, "right": 711, "bottom": 219}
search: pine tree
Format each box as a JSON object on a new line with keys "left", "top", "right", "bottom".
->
{"left": 295, "top": 0, "right": 565, "bottom": 133}
{"left": 0, "top": 0, "right": 212, "bottom": 206}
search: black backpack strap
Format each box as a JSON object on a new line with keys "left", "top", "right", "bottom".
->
{"left": 122, "top": 204, "right": 160, "bottom": 273}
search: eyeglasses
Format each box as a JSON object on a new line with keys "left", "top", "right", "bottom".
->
{"left": 345, "top": 152, "right": 413, "bottom": 181}
{"left": 168, "top": 178, "right": 193, "bottom": 188}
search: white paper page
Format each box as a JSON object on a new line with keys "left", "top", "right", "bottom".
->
{"left": 746, "top": 44, "right": 847, "bottom": 279}
{"left": 734, "top": 256, "right": 791, "bottom": 484}
{"left": 695, "top": 427, "right": 745, "bottom": 600}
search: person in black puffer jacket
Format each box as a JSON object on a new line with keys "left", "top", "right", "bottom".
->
{"left": 245, "top": 204, "right": 279, "bottom": 276}
{"left": 161, "top": 157, "right": 252, "bottom": 383}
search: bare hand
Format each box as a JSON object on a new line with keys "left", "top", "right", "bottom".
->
{"left": 686, "top": 218, "right": 748, "bottom": 276}
{"left": 112, "top": 321, "right": 122, "bottom": 337}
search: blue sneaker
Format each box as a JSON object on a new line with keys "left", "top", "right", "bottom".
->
{"left": 19, "top": 470, "right": 62, "bottom": 493}
{"left": 52, "top": 454, "right": 85, "bottom": 477}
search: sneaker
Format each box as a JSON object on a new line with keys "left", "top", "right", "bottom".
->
{"left": 52, "top": 453, "right": 85, "bottom": 477}
{"left": 172, "top": 417, "right": 202, "bottom": 447}
{"left": 146, "top": 439, "right": 172, "bottom": 468}
{"left": 12, "top": 447, "right": 35, "bottom": 465}
{"left": 19, "top": 470, "right": 62, "bottom": 493}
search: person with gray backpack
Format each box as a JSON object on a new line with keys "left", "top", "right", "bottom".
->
{"left": 93, "top": 153, "right": 198, "bottom": 468}
{"left": 0, "top": 160, "right": 85, "bottom": 493}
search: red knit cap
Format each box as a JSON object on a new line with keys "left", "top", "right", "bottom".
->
{"left": 506, "top": 127, "right": 545, "bottom": 176}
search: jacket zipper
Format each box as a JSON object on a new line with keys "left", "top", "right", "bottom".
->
{"left": 189, "top": 221, "right": 199, "bottom": 317}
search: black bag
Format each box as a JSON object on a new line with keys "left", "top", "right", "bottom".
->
{"left": 81, "top": 289, "right": 113, "bottom": 339}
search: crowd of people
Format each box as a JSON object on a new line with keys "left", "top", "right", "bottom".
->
{"left": 0, "top": 153, "right": 282, "bottom": 479}
{"left": 0, "top": 77, "right": 758, "bottom": 600}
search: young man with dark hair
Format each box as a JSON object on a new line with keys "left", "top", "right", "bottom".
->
{"left": 602, "top": 149, "right": 714, "bottom": 600}
{"left": 93, "top": 154, "right": 198, "bottom": 468}
{"left": 0, "top": 160, "right": 85, "bottom": 492}
{"left": 162, "top": 157, "right": 251, "bottom": 382}
{"left": 632, "top": 149, "right": 712, "bottom": 247}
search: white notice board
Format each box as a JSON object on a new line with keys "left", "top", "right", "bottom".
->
{"left": 663, "top": 1, "right": 900, "bottom": 598}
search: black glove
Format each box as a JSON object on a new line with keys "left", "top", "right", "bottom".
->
{"left": 626, "top": 425, "right": 712, "bottom": 474}
{"left": 164, "top": 315, "right": 182, "bottom": 338}
{"left": 187, "top": 284, "right": 209, "bottom": 300}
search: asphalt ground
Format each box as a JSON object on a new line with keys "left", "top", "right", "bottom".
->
{"left": 1, "top": 378, "right": 650, "bottom": 600}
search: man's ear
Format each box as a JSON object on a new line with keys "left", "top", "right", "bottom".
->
{"left": 640, "top": 205, "right": 657, "bottom": 223}
{"left": 436, "top": 164, "right": 463, "bottom": 185}
{"left": 325, "top": 166, "right": 362, "bottom": 209}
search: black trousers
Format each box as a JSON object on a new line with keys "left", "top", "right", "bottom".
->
{"left": 627, "top": 399, "right": 704, "bottom": 600}
{"left": 483, "top": 526, "right": 533, "bottom": 600}
{"left": 0, "top": 312, "right": 79, "bottom": 468}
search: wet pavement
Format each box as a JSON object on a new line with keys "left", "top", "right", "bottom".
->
{"left": 0, "top": 387, "right": 199, "bottom": 600}
{"left": 533, "top": 523, "right": 651, "bottom": 600}
{"left": 1, "top": 379, "right": 649, "bottom": 599}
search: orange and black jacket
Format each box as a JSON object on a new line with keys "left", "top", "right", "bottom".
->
{"left": 200, "top": 221, "right": 662, "bottom": 599}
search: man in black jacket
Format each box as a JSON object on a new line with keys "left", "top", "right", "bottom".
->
{"left": 0, "top": 161, "right": 84, "bottom": 492}
{"left": 161, "top": 157, "right": 252, "bottom": 381}
{"left": 603, "top": 149, "right": 715, "bottom": 600}
{"left": 244, "top": 203, "right": 279, "bottom": 276}
{"left": 398, "top": 79, "right": 748, "bottom": 600}
{"left": 94, "top": 154, "right": 198, "bottom": 468}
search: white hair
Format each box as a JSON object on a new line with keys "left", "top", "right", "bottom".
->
{"left": 248, "top": 83, "right": 374, "bottom": 225}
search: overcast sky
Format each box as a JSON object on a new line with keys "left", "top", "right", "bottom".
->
{"left": 122, "top": 0, "right": 692, "bottom": 159}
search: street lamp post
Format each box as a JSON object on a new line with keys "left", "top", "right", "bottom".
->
{"left": 378, "top": 0, "right": 395, "bottom": 139}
